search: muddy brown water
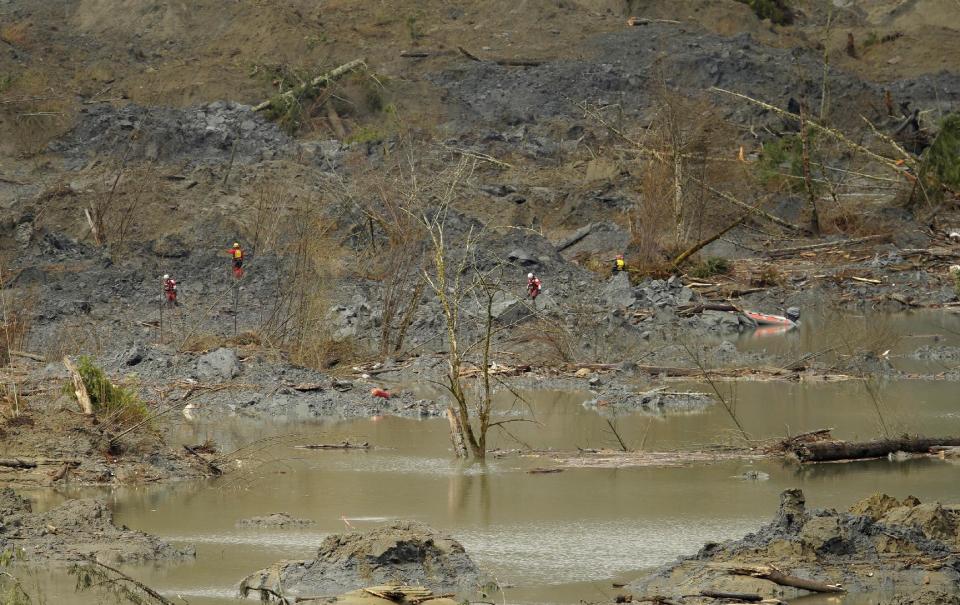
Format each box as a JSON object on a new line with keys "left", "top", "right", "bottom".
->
{"left": 18, "top": 376, "right": 960, "bottom": 605}
{"left": 13, "top": 310, "right": 960, "bottom": 604}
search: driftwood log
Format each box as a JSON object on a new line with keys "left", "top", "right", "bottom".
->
{"left": 730, "top": 565, "right": 844, "bottom": 593}
{"left": 555, "top": 223, "right": 594, "bottom": 251}
{"left": 790, "top": 437, "right": 960, "bottom": 463}
{"left": 765, "top": 234, "right": 887, "bottom": 258}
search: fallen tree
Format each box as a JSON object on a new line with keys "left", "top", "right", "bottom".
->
{"left": 790, "top": 436, "right": 960, "bottom": 463}
{"left": 252, "top": 59, "right": 367, "bottom": 113}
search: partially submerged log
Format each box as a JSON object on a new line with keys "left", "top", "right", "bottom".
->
{"left": 729, "top": 565, "right": 844, "bottom": 593}
{"left": 790, "top": 437, "right": 960, "bottom": 463}
{"left": 295, "top": 442, "right": 370, "bottom": 450}
{"left": 182, "top": 445, "right": 223, "bottom": 476}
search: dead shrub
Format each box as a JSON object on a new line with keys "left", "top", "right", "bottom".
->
{"left": 291, "top": 335, "right": 365, "bottom": 370}
{"left": 511, "top": 319, "right": 574, "bottom": 364}
{"left": 181, "top": 333, "right": 227, "bottom": 353}
{"left": 43, "top": 322, "right": 104, "bottom": 361}
{"left": 751, "top": 264, "right": 785, "bottom": 287}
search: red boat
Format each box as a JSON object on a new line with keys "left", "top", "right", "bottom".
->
{"left": 744, "top": 307, "right": 800, "bottom": 328}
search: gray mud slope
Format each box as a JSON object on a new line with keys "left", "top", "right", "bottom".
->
{"left": 50, "top": 101, "right": 296, "bottom": 168}
{"left": 0, "top": 488, "right": 194, "bottom": 563}
{"left": 630, "top": 489, "right": 960, "bottom": 604}
{"left": 240, "top": 521, "right": 483, "bottom": 598}
{"left": 435, "top": 23, "right": 960, "bottom": 128}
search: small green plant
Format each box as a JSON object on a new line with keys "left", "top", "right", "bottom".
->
{"left": 64, "top": 356, "right": 148, "bottom": 426}
{"left": 863, "top": 31, "right": 880, "bottom": 47}
{"left": 345, "top": 125, "right": 387, "bottom": 145}
{"left": 690, "top": 257, "right": 731, "bottom": 278}
{"left": 736, "top": 0, "right": 793, "bottom": 25}
{"left": 0, "top": 74, "right": 14, "bottom": 94}
{"left": 405, "top": 14, "right": 423, "bottom": 42}
{"left": 922, "top": 113, "right": 960, "bottom": 190}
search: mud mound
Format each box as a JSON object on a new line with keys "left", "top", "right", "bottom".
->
{"left": 237, "top": 513, "right": 315, "bottom": 528}
{"left": 0, "top": 493, "right": 193, "bottom": 563}
{"left": 629, "top": 489, "right": 960, "bottom": 603}
{"left": 51, "top": 101, "right": 295, "bottom": 168}
{"left": 240, "top": 521, "right": 483, "bottom": 599}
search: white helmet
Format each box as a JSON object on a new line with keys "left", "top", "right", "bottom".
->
{"left": 163, "top": 274, "right": 169, "bottom": 279}
{"left": 527, "top": 273, "right": 534, "bottom": 279}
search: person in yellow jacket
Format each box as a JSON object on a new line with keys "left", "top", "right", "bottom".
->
{"left": 613, "top": 254, "right": 626, "bottom": 272}
{"left": 228, "top": 242, "right": 244, "bottom": 278}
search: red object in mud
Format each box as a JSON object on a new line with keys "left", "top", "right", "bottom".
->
{"left": 370, "top": 388, "right": 391, "bottom": 399}
{"left": 744, "top": 310, "right": 796, "bottom": 327}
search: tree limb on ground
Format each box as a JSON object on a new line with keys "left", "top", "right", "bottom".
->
{"left": 765, "top": 234, "right": 888, "bottom": 258}
{"left": 0, "top": 458, "right": 80, "bottom": 468}
{"left": 457, "top": 46, "right": 545, "bottom": 66}
{"left": 730, "top": 565, "right": 844, "bottom": 593}
{"left": 253, "top": 59, "right": 367, "bottom": 112}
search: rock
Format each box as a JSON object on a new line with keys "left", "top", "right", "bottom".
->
{"left": 603, "top": 271, "right": 636, "bottom": 308}
{"left": 574, "top": 367, "right": 591, "bottom": 378}
{"left": 239, "top": 521, "right": 483, "bottom": 599}
{"left": 587, "top": 376, "right": 602, "bottom": 387}
{"left": 124, "top": 344, "right": 147, "bottom": 366}
{"left": 195, "top": 348, "right": 240, "bottom": 380}
{"left": 738, "top": 470, "right": 769, "bottom": 481}
{"left": 506, "top": 249, "right": 538, "bottom": 266}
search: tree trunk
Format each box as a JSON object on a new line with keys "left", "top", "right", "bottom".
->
{"left": 791, "top": 437, "right": 960, "bottom": 463}
{"left": 63, "top": 357, "right": 94, "bottom": 415}
{"left": 799, "top": 107, "right": 821, "bottom": 236}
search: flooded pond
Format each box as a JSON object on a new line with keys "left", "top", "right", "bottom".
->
{"left": 21, "top": 375, "right": 960, "bottom": 604}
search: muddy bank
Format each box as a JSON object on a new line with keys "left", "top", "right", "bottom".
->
{"left": 240, "top": 521, "right": 484, "bottom": 600}
{"left": 628, "top": 489, "right": 960, "bottom": 604}
{"left": 0, "top": 488, "right": 193, "bottom": 563}
{"left": 0, "top": 404, "right": 209, "bottom": 487}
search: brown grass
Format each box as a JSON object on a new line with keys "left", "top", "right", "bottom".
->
{"left": 0, "top": 22, "right": 30, "bottom": 47}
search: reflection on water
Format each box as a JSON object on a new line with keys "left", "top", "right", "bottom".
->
{"left": 19, "top": 373, "right": 960, "bottom": 605}
{"left": 735, "top": 308, "right": 960, "bottom": 374}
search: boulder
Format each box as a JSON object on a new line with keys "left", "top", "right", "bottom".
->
{"left": 195, "top": 348, "right": 240, "bottom": 380}
{"left": 603, "top": 271, "right": 636, "bottom": 308}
